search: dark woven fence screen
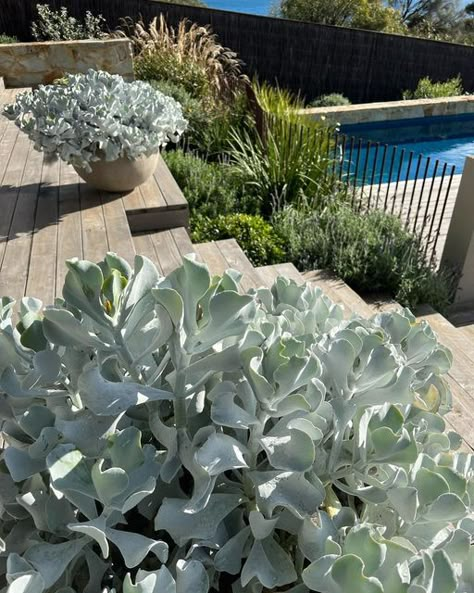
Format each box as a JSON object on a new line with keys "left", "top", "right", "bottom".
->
{"left": 2, "top": 0, "right": 474, "bottom": 102}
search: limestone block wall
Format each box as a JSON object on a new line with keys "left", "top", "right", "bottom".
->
{"left": 0, "top": 39, "right": 134, "bottom": 87}
{"left": 302, "top": 96, "right": 474, "bottom": 126}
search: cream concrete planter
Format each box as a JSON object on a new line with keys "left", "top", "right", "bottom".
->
{"left": 73, "top": 153, "right": 159, "bottom": 193}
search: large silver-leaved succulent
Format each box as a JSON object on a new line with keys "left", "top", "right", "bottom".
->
{"left": 0, "top": 254, "right": 472, "bottom": 593}
{"left": 3, "top": 70, "right": 187, "bottom": 171}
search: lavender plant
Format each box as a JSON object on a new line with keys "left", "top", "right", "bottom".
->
{"left": 0, "top": 254, "right": 472, "bottom": 593}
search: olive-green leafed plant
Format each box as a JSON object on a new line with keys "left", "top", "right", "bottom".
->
{"left": 0, "top": 254, "right": 473, "bottom": 593}
{"left": 402, "top": 75, "right": 464, "bottom": 100}
{"left": 31, "top": 4, "right": 107, "bottom": 41}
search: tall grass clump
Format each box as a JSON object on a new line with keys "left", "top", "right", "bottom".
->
{"left": 229, "top": 81, "right": 333, "bottom": 212}
{"left": 117, "top": 15, "right": 245, "bottom": 103}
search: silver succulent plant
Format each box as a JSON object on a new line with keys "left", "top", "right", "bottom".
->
{"left": 0, "top": 255, "right": 472, "bottom": 593}
{"left": 3, "top": 70, "right": 187, "bottom": 171}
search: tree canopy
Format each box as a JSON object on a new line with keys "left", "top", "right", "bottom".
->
{"left": 277, "top": 0, "right": 474, "bottom": 44}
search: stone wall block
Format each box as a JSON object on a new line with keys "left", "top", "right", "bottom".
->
{"left": 0, "top": 39, "right": 134, "bottom": 87}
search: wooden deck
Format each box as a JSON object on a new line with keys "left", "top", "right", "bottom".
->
{"left": 0, "top": 88, "right": 188, "bottom": 304}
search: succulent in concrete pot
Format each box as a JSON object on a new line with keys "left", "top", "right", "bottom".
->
{"left": 3, "top": 69, "right": 187, "bottom": 192}
{"left": 0, "top": 254, "right": 473, "bottom": 593}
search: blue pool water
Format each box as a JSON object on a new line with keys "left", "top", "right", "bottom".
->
{"left": 206, "top": 0, "right": 271, "bottom": 14}
{"left": 340, "top": 114, "right": 474, "bottom": 183}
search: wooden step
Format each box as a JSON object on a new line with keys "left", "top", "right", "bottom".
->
{"left": 132, "top": 227, "right": 195, "bottom": 275}
{"left": 447, "top": 300, "right": 474, "bottom": 327}
{"left": 256, "top": 263, "right": 305, "bottom": 287}
{"left": 364, "top": 294, "right": 401, "bottom": 314}
{"left": 123, "top": 156, "right": 189, "bottom": 233}
{"left": 415, "top": 307, "right": 474, "bottom": 451}
{"left": 302, "top": 270, "right": 374, "bottom": 318}
{"left": 194, "top": 240, "right": 265, "bottom": 292}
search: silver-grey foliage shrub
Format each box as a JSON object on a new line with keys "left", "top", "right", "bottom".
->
{"left": 0, "top": 254, "right": 473, "bottom": 593}
{"left": 3, "top": 70, "right": 187, "bottom": 172}
{"left": 31, "top": 4, "right": 106, "bottom": 41}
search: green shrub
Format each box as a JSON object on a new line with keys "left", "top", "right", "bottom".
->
{"left": 191, "top": 213, "right": 287, "bottom": 265}
{"left": 403, "top": 75, "right": 464, "bottom": 100}
{"left": 309, "top": 93, "right": 351, "bottom": 107}
{"left": 31, "top": 3, "right": 106, "bottom": 41}
{"left": 0, "top": 34, "right": 18, "bottom": 44}
{"left": 273, "top": 201, "right": 456, "bottom": 312}
{"left": 163, "top": 149, "right": 256, "bottom": 217}
{"left": 150, "top": 79, "right": 209, "bottom": 142}
{"left": 150, "top": 78, "right": 249, "bottom": 158}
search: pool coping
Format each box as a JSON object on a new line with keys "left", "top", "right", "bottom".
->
{"left": 301, "top": 96, "right": 474, "bottom": 126}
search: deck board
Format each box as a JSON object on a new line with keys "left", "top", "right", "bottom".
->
{"left": 1, "top": 145, "right": 44, "bottom": 302}
{"left": 56, "top": 161, "right": 83, "bottom": 295}
{"left": 0, "top": 87, "right": 190, "bottom": 304}
{"left": 25, "top": 156, "right": 60, "bottom": 304}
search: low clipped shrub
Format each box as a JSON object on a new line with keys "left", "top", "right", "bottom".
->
{"left": 403, "top": 75, "right": 464, "bottom": 100}
{"left": 163, "top": 149, "right": 255, "bottom": 217}
{"left": 191, "top": 213, "right": 287, "bottom": 265}
{"left": 0, "top": 34, "right": 18, "bottom": 44}
{"left": 273, "top": 201, "right": 456, "bottom": 312}
{"left": 31, "top": 3, "right": 106, "bottom": 41}
{"left": 0, "top": 254, "right": 472, "bottom": 593}
{"left": 309, "top": 93, "right": 351, "bottom": 107}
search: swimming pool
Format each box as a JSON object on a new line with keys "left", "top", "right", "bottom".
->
{"left": 340, "top": 113, "right": 474, "bottom": 183}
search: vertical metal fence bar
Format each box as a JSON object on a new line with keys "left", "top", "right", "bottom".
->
{"left": 405, "top": 154, "right": 423, "bottom": 229}
{"left": 375, "top": 144, "right": 388, "bottom": 209}
{"left": 398, "top": 151, "right": 414, "bottom": 219}
{"left": 391, "top": 147, "right": 405, "bottom": 215}
{"left": 360, "top": 141, "right": 372, "bottom": 211}
{"left": 430, "top": 165, "right": 456, "bottom": 265}
{"left": 424, "top": 162, "right": 448, "bottom": 259}
{"left": 337, "top": 134, "right": 347, "bottom": 182}
{"left": 352, "top": 139, "right": 363, "bottom": 208}
{"left": 341, "top": 135, "right": 352, "bottom": 183}
{"left": 412, "top": 156, "right": 431, "bottom": 235}
{"left": 331, "top": 132, "right": 340, "bottom": 179}
{"left": 419, "top": 160, "right": 439, "bottom": 246}
{"left": 368, "top": 143, "right": 380, "bottom": 208}
{"left": 384, "top": 146, "right": 397, "bottom": 211}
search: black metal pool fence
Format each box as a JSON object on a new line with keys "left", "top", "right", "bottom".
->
{"left": 324, "top": 130, "right": 457, "bottom": 264}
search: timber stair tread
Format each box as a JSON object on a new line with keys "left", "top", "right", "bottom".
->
{"left": 302, "top": 269, "right": 374, "bottom": 317}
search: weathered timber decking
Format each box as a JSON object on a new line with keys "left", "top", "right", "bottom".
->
{"left": 0, "top": 87, "right": 188, "bottom": 304}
